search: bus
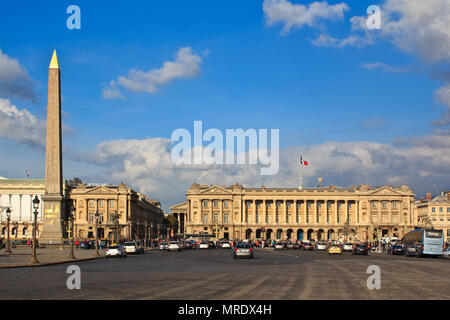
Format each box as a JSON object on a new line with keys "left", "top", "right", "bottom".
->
{"left": 403, "top": 229, "right": 444, "bottom": 257}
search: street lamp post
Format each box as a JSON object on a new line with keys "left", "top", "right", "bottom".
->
{"left": 59, "top": 218, "right": 65, "bottom": 251}
{"left": 144, "top": 221, "right": 148, "bottom": 248}
{"left": 68, "top": 206, "right": 76, "bottom": 260}
{"left": 94, "top": 212, "right": 100, "bottom": 257}
{"left": 150, "top": 223, "right": 154, "bottom": 248}
{"left": 30, "top": 196, "right": 40, "bottom": 264}
{"left": 5, "top": 208, "right": 12, "bottom": 253}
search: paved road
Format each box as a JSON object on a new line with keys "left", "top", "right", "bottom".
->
{"left": 1, "top": 248, "right": 449, "bottom": 300}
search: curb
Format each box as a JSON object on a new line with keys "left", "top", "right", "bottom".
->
{"left": 0, "top": 256, "right": 105, "bottom": 269}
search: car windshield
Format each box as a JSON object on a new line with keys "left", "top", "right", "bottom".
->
{"left": 169, "top": 241, "right": 178, "bottom": 244}
{"left": 108, "top": 246, "right": 119, "bottom": 249}
{"left": 393, "top": 245, "right": 402, "bottom": 248}
{"left": 237, "top": 243, "right": 251, "bottom": 248}
{"left": 332, "top": 245, "right": 340, "bottom": 248}
{"left": 124, "top": 242, "right": 135, "bottom": 246}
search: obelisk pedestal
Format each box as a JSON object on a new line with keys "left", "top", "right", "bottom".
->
{"left": 39, "top": 50, "right": 65, "bottom": 247}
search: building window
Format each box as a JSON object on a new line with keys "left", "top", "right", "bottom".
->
{"left": 276, "top": 201, "right": 282, "bottom": 208}
{"left": 99, "top": 200, "right": 104, "bottom": 207}
{"left": 392, "top": 201, "right": 397, "bottom": 208}
{"left": 89, "top": 200, "right": 94, "bottom": 207}
{"left": 267, "top": 202, "right": 271, "bottom": 208}
{"left": 256, "top": 214, "right": 260, "bottom": 223}
{"left": 307, "top": 202, "right": 311, "bottom": 209}
{"left": 214, "top": 200, "right": 218, "bottom": 208}
{"left": 439, "top": 207, "right": 443, "bottom": 212}
{"left": 224, "top": 200, "right": 229, "bottom": 208}
{"left": 22, "top": 227, "right": 28, "bottom": 236}
{"left": 203, "top": 201, "right": 208, "bottom": 208}
{"left": 224, "top": 213, "right": 229, "bottom": 223}
{"left": 109, "top": 200, "right": 115, "bottom": 207}
{"left": 203, "top": 213, "right": 208, "bottom": 223}
{"left": 372, "top": 202, "right": 376, "bottom": 208}
{"left": 246, "top": 201, "right": 251, "bottom": 208}
{"left": 287, "top": 201, "right": 291, "bottom": 209}
{"left": 256, "top": 202, "right": 261, "bottom": 209}
{"left": 99, "top": 214, "right": 104, "bottom": 223}
{"left": 447, "top": 207, "right": 450, "bottom": 212}
{"left": 89, "top": 213, "right": 94, "bottom": 223}
{"left": 432, "top": 207, "right": 435, "bottom": 213}
{"left": 327, "top": 202, "right": 332, "bottom": 209}
{"left": 213, "top": 213, "right": 218, "bottom": 222}
{"left": 382, "top": 201, "right": 387, "bottom": 208}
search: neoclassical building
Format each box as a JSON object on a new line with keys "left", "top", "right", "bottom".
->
{"left": 67, "top": 182, "right": 165, "bottom": 241}
{"left": 415, "top": 190, "right": 450, "bottom": 242}
{"left": 0, "top": 179, "right": 45, "bottom": 241}
{"left": 171, "top": 183, "right": 416, "bottom": 242}
{"left": 0, "top": 178, "right": 164, "bottom": 242}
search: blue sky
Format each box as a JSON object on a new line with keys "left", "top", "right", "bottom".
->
{"left": 0, "top": 0, "right": 449, "bottom": 209}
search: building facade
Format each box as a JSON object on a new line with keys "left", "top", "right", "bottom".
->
{"left": 0, "top": 178, "right": 164, "bottom": 243}
{"left": 0, "top": 179, "right": 45, "bottom": 241}
{"left": 415, "top": 190, "right": 450, "bottom": 242}
{"left": 67, "top": 182, "right": 165, "bottom": 241}
{"left": 171, "top": 183, "right": 416, "bottom": 242}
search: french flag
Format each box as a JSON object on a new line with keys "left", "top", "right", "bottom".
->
{"left": 301, "top": 156, "right": 308, "bottom": 166}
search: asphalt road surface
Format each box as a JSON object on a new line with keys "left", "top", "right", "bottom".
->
{"left": 1, "top": 248, "right": 449, "bottom": 300}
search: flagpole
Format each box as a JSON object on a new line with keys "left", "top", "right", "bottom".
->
{"left": 299, "top": 158, "right": 303, "bottom": 190}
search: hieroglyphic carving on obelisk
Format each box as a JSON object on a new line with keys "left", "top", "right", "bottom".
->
{"left": 40, "top": 50, "right": 64, "bottom": 246}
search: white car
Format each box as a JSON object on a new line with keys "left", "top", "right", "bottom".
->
{"left": 199, "top": 241, "right": 209, "bottom": 249}
{"left": 221, "top": 242, "right": 231, "bottom": 249}
{"left": 343, "top": 243, "right": 353, "bottom": 252}
{"left": 316, "top": 243, "right": 327, "bottom": 250}
{"left": 123, "top": 241, "right": 139, "bottom": 254}
{"left": 159, "top": 242, "right": 169, "bottom": 250}
{"left": 106, "top": 245, "right": 127, "bottom": 258}
{"left": 168, "top": 241, "right": 182, "bottom": 251}
{"left": 274, "top": 242, "right": 285, "bottom": 250}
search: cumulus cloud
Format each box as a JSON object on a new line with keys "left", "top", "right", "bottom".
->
{"left": 104, "top": 47, "right": 203, "bottom": 98}
{"left": 433, "top": 83, "right": 450, "bottom": 127}
{"left": 263, "top": 0, "right": 349, "bottom": 35}
{"left": 71, "top": 129, "right": 450, "bottom": 210}
{"left": 0, "top": 49, "right": 39, "bottom": 103}
{"left": 102, "top": 80, "right": 125, "bottom": 100}
{"left": 0, "top": 98, "right": 45, "bottom": 148}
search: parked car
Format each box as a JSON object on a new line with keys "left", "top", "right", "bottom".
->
{"left": 233, "top": 242, "right": 254, "bottom": 259}
{"left": 352, "top": 243, "right": 369, "bottom": 255}
{"left": 302, "top": 242, "right": 314, "bottom": 251}
{"left": 316, "top": 242, "right": 328, "bottom": 251}
{"left": 168, "top": 241, "right": 182, "bottom": 252}
{"left": 405, "top": 242, "right": 418, "bottom": 257}
{"left": 286, "top": 242, "right": 295, "bottom": 249}
{"left": 221, "top": 241, "right": 231, "bottom": 249}
{"left": 199, "top": 241, "right": 209, "bottom": 249}
{"left": 391, "top": 245, "right": 404, "bottom": 255}
{"left": 343, "top": 243, "right": 354, "bottom": 252}
{"left": 106, "top": 245, "right": 127, "bottom": 258}
{"left": 207, "top": 241, "right": 216, "bottom": 249}
{"left": 274, "top": 242, "right": 285, "bottom": 250}
{"left": 328, "top": 244, "right": 342, "bottom": 255}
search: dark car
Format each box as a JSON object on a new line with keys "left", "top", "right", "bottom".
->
{"left": 391, "top": 245, "right": 404, "bottom": 255}
{"left": 352, "top": 243, "right": 369, "bottom": 255}
{"left": 302, "top": 242, "right": 314, "bottom": 250}
{"left": 233, "top": 242, "right": 254, "bottom": 259}
{"left": 207, "top": 240, "right": 216, "bottom": 249}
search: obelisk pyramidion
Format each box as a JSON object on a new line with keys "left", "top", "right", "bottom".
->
{"left": 40, "top": 50, "right": 64, "bottom": 246}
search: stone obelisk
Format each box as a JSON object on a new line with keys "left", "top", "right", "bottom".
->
{"left": 40, "top": 50, "right": 64, "bottom": 246}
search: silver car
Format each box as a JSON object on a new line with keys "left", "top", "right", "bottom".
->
{"left": 233, "top": 243, "right": 254, "bottom": 259}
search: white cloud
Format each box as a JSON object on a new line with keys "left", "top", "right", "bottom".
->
{"left": 72, "top": 129, "right": 450, "bottom": 210}
{"left": 104, "top": 47, "right": 203, "bottom": 98}
{"left": 0, "top": 98, "right": 45, "bottom": 148}
{"left": 0, "top": 49, "right": 39, "bottom": 103}
{"left": 360, "top": 62, "right": 413, "bottom": 73}
{"left": 311, "top": 34, "right": 366, "bottom": 48}
{"left": 263, "top": 0, "right": 349, "bottom": 35}
{"left": 433, "top": 83, "right": 450, "bottom": 127}
{"left": 348, "top": 0, "right": 450, "bottom": 63}
{"left": 102, "top": 80, "right": 125, "bottom": 100}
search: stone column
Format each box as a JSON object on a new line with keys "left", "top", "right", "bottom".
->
{"left": 294, "top": 201, "right": 298, "bottom": 224}
{"left": 335, "top": 200, "right": 339, "bottom": 224}
{"left": 263, "top": 200, "right": 267, "bottom": 224}
{"left": 273, "top": 200, "right": 277, "bottom": 224}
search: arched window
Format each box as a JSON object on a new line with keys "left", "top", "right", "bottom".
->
{"left": 1, "top": 227, "right": 6, "bottom": 236}
{"left": 11, "top": 227, "right": 17, "bottom": 236}
{"left": 22, "top": 227, "right": 28, "bottom": 236}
